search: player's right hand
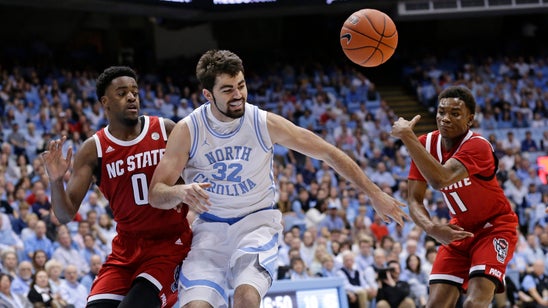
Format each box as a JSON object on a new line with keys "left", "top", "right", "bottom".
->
{"left": 40, "top": 136, "right": 72, "bottom": 182}
{"left": 428, "top": 223, "right": 474, "bottom": 245}
{"left": 180, "top": 182, "right": 212, "bottom": 214}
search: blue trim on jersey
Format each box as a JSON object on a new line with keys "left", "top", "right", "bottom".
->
{"left": 179, "top": 272, "right": 228, "bottom": 302}
{"left": 199, "top": 207, "right": 273, "bottom": 225}
{"left": 189, "top": 113, "right": 199, "bottom": 159}
{"left": 201, "top": 102, "right": 244, "bottom": 139}
{"left": 253, "top": 107, "right": 270, "bottom": 152}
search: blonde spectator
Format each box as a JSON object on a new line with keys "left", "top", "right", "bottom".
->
{"left": 45, "top": 259, "right": 65, "bottom": 296}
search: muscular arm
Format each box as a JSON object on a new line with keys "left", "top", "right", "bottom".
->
{"left": 408, "top": 178, "right": 474, "bottom": 244}
{"left": 407, "top": 180, "right": 432, "bottom": 230}
{"left": 47, "top": 138, "right": 97, "bottom": 224}
{"left": 398, "top": 130, "right": 468, "bottom": 190}
{"left": 392, "top": 116, "right": 469, "bottom": 190}
{"left": 149, "top": 121, "right": 210, "bottom": 212}
{"left": 268, "top": 112, "right": 407, "bottom": 225}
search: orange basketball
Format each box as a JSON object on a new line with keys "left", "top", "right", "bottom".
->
{"left": 340, "top": 9, "right": 398, "bottom": 67}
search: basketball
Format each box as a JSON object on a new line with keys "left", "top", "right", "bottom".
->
{"left": 340, "top": 9, "right": 398, "bottom": 67}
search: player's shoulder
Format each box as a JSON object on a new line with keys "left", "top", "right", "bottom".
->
{"left": 74, "top": 136, "right": 100, "bottom": 165}
{"left": 467, "top": 133, "right": 493, "bottom": 149}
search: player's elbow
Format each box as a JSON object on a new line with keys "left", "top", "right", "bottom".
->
{"left": 148, "top": 192, "right": 161, "bottom": 209}
{"left": 428, "top": 180, "right": 445, "bottom": 190}
{"left": 54, "top": 210, "right": 75, "bottom": 225}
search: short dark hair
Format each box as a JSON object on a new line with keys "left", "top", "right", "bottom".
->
{"left": 96, "top": 66, "right": 137, "bottom": 99}
{"left": 438, "top": 86, "right": 476, "bottom": 115}
{"left": 196, "top": 49, "right": 244, "bottom": 92}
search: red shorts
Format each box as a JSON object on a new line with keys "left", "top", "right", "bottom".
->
{"left": 430, "top": 216, "right": 517, "bottom": 293}
{"left": 88, "top": 229, "right": 191, "bottom": 307}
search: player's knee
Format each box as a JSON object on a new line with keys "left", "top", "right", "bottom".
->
{"left": 462, "top": 295, "right": 493, "bottom": 308}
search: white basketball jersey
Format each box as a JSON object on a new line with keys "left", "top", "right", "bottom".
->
{"left": 182, "top": 102, "right": 276, "bottom": 218}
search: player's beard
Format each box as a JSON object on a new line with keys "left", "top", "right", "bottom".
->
{"left": 123, "top": 116, "right": 139, "bottom": 127}
{"left": 212, "top": 96, "right": 245, "bottom": 119}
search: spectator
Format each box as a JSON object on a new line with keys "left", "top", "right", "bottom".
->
{"left": 289, "top": 257, "right": 310, "bottom": 280}
{"left": 22, "top": 220, "right": 53, "bottom": 261}
{"left": 318, "top": 203, "right": 345, "bottom": 237}
{"left": 501, "top": 131, "right": 521, "bottom": 155}
{"left": 30, "top": 249, "right": 48, "bottom": 273}
{"left": 10, "top": 261, "right": 33, "bottom": 297}
{"left": 80, "top": 254, "right": 102, "bottom": 293}
{"left": 300, "top": 230, "right": 317, "bottom": 269}
{"left": 26, "top": 269, "right": 59, "bottom": 307}
{"left": 337, "top": 250, "right": 374, "bottom": 308}
{"left": 354, "top": 235, "right": 375, "bottom": 273}
{"left": 370, "top": 213, "right": 389, "bottom": 243}
{"left": 52, "top": 231, "right": 89, "bottom": 277}
{"left": 401, "top": 254, "right": 428, "bottom": 307}
{"left": 30, "top": 189, "right": 51, "bottom": 220}
{"left": 44, "top": 259, "right": 65, "bottom": 296}
{"left": 80, "top": 233, "right": 105, "bottom": 264}
{"left": 0, "top": 212, "right": 24, "bottom": 255}
{"left": 521, "top": 131, "right": 539, "bottom": 153}
{"left": 59, "top": 264, "right": 87, "bottom": 308}
{"left": 96, "top": 213, "right": 116, "bottom": 255}
{"left": 317, "top": 253, "right": 339, "bottom": 278}
{"left": 77, "top": 191, "right": 106, "bottom": 220}
{"left": 7, "top": 122, "right": 27, "bottom": 158}
{"left": 375, "top": 259, "right": 415, "bottom": 308}
{"left": 0, "top": 272, "right": 32, "bottom": 308}
{"left": 0, "top": 250, "right": 19, "bottom": 278}
{"left": 520, "top": 259, "right": 548, "bottom": 307}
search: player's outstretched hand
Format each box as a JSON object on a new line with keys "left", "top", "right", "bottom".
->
{"left": 369, "top": 192, "right": 409, "bottom": 226}
{"left": 428, "top": 223, "right": 474, "bottom": 245}
{"left": 41, "top": 136, "right": 72, "bottom": 182}
{"left": 390, "top": 115, "right": 421, "bottom": 139}
{"left": 180, "top": 182, "right": 212, "bottom": 214}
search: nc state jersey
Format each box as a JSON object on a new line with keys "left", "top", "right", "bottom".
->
{"left": 408, "top": 130, "right": 517, "bottom": 231}
{"left": 93, "top": 116, "right": 187, "bottom": 235}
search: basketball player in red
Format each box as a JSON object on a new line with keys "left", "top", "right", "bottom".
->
{"left": 391, "top": 86, "right": 518, "bottom": 308}
{"left": 41, "top": 66, "right": 210, "bottom": 308}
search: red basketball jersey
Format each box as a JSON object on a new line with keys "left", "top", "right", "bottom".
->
{"left": 408, "top": 130, "right": 517, "bottom": 232}
{"left": 93, "top": 116, "right": 187, "bottom": 236}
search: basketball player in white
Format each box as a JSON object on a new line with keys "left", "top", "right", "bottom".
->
{"left": 149, "top": 49, "right": 408, "bottom": 308}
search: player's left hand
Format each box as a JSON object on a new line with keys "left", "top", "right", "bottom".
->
{"left": 391, "top": 115, "right": 421, "bottom": 139}
{"left": 428, "top": 223, "right": 474, "bottom": 245}
{"left": 179, "top": 182, "right": 212, "bottom": 214}
{"left": 369, "top": 192, "right": 409, "bottom": 226}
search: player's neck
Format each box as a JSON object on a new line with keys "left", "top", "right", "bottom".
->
{"left": 107, "top": 118, "right": 142, "bottom": 141}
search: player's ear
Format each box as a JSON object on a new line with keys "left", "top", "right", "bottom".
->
{"left": 202, "top": 88, "right": 213, "bottom": 101}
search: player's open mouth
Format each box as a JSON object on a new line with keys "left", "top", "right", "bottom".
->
{"left": 229, "top": 100, "right": 243, "bottom": 107}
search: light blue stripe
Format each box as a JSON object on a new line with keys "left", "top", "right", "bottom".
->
{"left": 189, "top": 113, "right": 199, "bottom": 158}
{"left": 254, "top": 107, "right": 270, "bottom": 152}
{"left": 240, "top": 232, "right": 279, "bottom": 253}
{"left": 179, "top": 272, "right": 228, "bottom": 302}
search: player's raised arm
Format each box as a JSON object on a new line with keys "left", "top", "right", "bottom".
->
{"left": 41, "top": 136, "right": 96, "bottom": 224}
{"left": 267, "top": 111, "right": 408, "bottom": 225}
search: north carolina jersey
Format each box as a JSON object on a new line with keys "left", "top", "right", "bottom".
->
{"left": 182, "top": 102, "right": 276, "bottom": 219}
{"left": 93, "top": 115, "right": 187, "bottom": 235}
{"left": 408, "top": 130, "right": 517, "bottom": 232}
